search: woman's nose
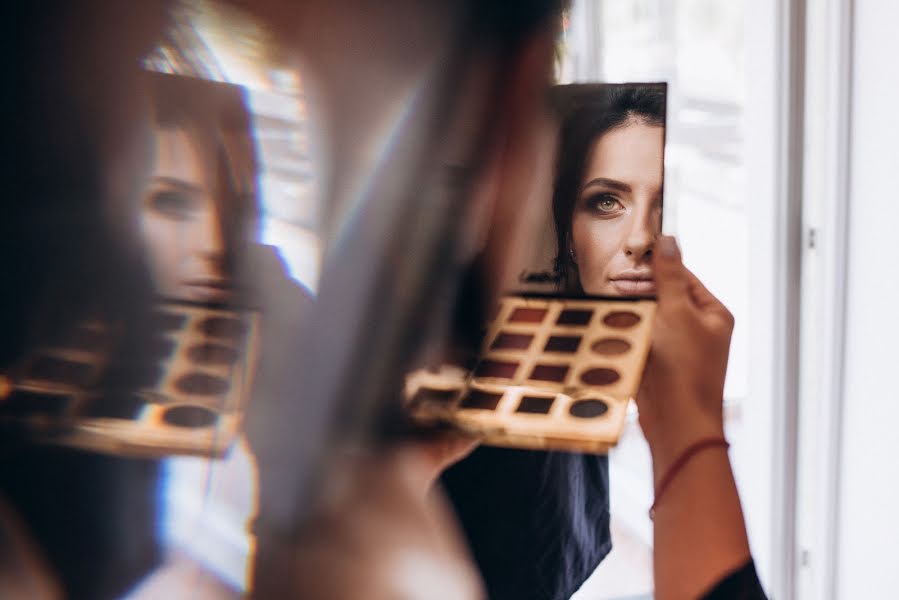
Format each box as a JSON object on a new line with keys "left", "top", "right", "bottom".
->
{"left": 194, "top": 205, "right": 226, "bottom": 260}
{"left": 623, "top": 207, "right": 657, "bottom": 260}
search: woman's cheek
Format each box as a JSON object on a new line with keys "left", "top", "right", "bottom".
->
{"left": 140, "top": 215, "right": 186, "bottom": 296}
{"left": 572, "top": 217, "right": 620, "bottom": 293}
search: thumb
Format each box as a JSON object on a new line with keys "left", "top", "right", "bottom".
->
{"left": 652, "top": 236, "right": 689, "bottom": 305}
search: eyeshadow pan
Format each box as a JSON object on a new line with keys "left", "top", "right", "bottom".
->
{"left": 84, "top": 394, "right": 146, "bottom": 420}
{"left": 569, "top": 399, "right": 609, "bottom": 419}
{"left": 411, "top": 387, "right": 456, "bottom": 407}
{"left": 544, "top": 335, "right": 581, "bottom": 353}
{"left": 508, "top": 307, "right": 547, "bottom": 324}
{"left": 174, "top": 373, "right": 230, "bottom": 395}
{"left": 162, "top": 405, "right": 218, "bottom": 428}
{"left": 198, "top": 317, "right": 246, "bottom": 339}
{"left": 529, "top": 364, "right": 569, "bottom": 382}
{"left": 187, "top": 343, "right": 240, "bottom": 366}
{"left": 475, "top": 360, "right": 518, "bottom": 379}
{"left": 28, "top": 356, "right": 94, "bottom": 386}
{"left": 591, "top": 338, "right": 632, "bottom": 355}
{"left": 556, "top": 309, "right": 593, "bottom": 326}
{"left": 0, "top": 391, "right": 71, "bottom": 416}
{"left": 491, "top": 332, "right": 534, "bottom": 351}
{"left": 516, "top": 396, "right": 554, "bottom": 414}
{"left": 602, "top": 311, "right": 641, "bottom": 329}
{"left": 580, "top": 368, "right": 621, "bottom": 386}
{"left": 460, "top": 390, "right": 503, "bottom": 411}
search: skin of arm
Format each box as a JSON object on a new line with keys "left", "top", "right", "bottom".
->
{"left": 637, "top": 236, "right": 753, "bottom": 600}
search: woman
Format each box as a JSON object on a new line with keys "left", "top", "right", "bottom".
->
{"left": 553, "top": 84, "right": 665, "bottom": 297}
{"left": 139, "top": 72, "right": 259, "bottom": 305}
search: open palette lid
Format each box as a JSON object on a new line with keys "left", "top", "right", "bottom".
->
{"left": 0, "top": 300, "right": 261, "bottom": 458}
{"left": 406, "top": 294, "right": 655, "bottom": 453}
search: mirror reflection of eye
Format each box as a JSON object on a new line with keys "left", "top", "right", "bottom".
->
{"left": 148, "top": 190, "right": 198, "bottom": 220}
{"left": 585, "top": 193, "right": 624, "bottom": 216}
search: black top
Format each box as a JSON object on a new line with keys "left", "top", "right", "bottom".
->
{"left": 703, "top": 560, "right": 768, "bottom": 600}
{"left": 442, "top": 446, "right": 611, "bottom": 600}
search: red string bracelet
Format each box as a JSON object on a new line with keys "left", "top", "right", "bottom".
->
{"left": 649, "top": 437, "right": 730, "bottom": 520}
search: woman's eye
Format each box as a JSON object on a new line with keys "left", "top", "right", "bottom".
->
{"left": 147, "top": 190, "right": 196, "bottom": 219}
{"left": 586, "top": 194, "right": 623, "bottom": 215}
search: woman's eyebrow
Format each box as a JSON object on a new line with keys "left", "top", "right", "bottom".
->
{"left": 581, "top": 177, "right": 632, "bottom": 193}
{"left": 152, "top": 176, "right": 204, "bottom": 194}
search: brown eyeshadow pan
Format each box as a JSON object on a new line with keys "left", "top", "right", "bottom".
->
{"left": 187, "top": 343, "right": 240, "bottom": 366}
{"left": 411, "top": 387, "right": 456, "bottom": 407}
{"left": 580, "top": 368, "right": 621, "bottom": 386}
{"left": 84, "top": 393, "right": 146, "bottom": 420}
{"left": 556, "top": 309, "right": 593, "bottom": 326}
{"left": 516, "top": 396, "right": 554, "bottom": 414}
{"left": 475, "top": 360, "right": 519, "bottom": 379}
{"left": 162, "top": 405, "right": 218, "bottom": 428}
{"left": 460, "top": 390, "right": 503, "bottom": 411}
{"left": 174, "top": 372, "right": 230, "bottom": 395}
{"left": 544, "top": 335, "right": 581, "bottom": 353}
{"left": 569, "top": 399, "right": 609, "bottom": 419}
{"left": 491, "top": 332, "right": 534, "bottom": 351}
{"left": 508, "top": 307, "right": 548, "bottom": 324}
{"left": 529, "top": 364, "right": 569, "bottom": 383}
{"left": 591, "top": 338, "right": 632, "bottom": 355}
{"left": 197, "top": 317, "right": 247, "bottom": 339}
{"left": 602, "top": 311, "right": 641, "bottom": 329}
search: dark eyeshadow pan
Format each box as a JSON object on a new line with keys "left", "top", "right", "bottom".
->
{"left": 602, "top": 311, "right": 641, "bottom": 329}
{"left": 162, "top": 405, "right": 218, "bottom": 428}
{"left": 460, "top": 390, "right": 503, "bottom": 411}
{"left": 556, "top": 309, "right": 593, "bottom": 326}
{"left": 569, "top": 399, "right": 609, "bottom": 419}
{"left": 187, "top": 343, "right": 240, "bottom": 366}
{"left": 591, "top": 338, "right": 632, "bottom": 355}
{"left": 0, "top": 391, "right": 71, "bottom": 416}
{"left": 544, "top": 335, "right": 581, "bottom": 353}
{"left": 197, "top": 317, "right": 247, "bottom": 339}
{"left": 411, "top": 387, "right": 456, "bottom": 407}
{"left": 491, "top": 332, "right": 534, "bottom": 351}
{"left": 475, "top": 360, "right": 518, "bottom": 379}
{"left": 174, "top": 373, "right": 230, "bottom": 396}
{"left": 529, "top": 364, "right": 569, "bottom": 383}
{"left": 27, "top": 356, "right": 94, "bottom": 386}
{"left": 516, "top": 396, "right": 554, "bottom": 414}
{"left": 508, "top": 307, "right": 548, "bottom": 324}
{"left": 580, "top": 368, "right": 621, "bottom": 386}
{"left": 83, "top": 394, "right": 146, "bottom": 420}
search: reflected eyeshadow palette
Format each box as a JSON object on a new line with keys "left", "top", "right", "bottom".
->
{"left": 0, "top": 301, "right": 260, "bottom": 458}
{"left": 405, "top": 295, "right": 656, "bottom": 453}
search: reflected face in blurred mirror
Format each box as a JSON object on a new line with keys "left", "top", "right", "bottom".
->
{"left": 571, "top": 122, "right": 663, "bottom": 296}
{"left": 141, "top": 127, "right": 232, "bottom": 303}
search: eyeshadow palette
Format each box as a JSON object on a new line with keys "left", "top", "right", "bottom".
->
{"left": 0, "top": 302, "right": 260, "bottom": 457}
{"left": 405, "top": 295, "right": 655, "bottom": 453}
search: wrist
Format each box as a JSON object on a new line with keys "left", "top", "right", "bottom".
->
{"left": 647, "top": 418, "right": 726, "bottom": 485}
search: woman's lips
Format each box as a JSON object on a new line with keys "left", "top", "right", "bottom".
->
{"left": 183, "top": 279, "right": 233, "bottom": 303}
{"left": 609, "top": 278, "right": 656, "bottom": 295}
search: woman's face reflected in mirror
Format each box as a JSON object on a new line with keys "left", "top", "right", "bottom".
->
{"left": 141, "top": 126, "right": 233, "bottom": 304}
{"left": 571, "top": 121, "right": 663, "bottom": 296}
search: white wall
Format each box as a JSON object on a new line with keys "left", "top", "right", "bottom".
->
{"left": 835, "top": 1, "right": 899, "bottom": 596}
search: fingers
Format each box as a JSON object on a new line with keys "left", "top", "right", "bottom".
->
{"left": 652, "top": 236, "right": 689, "bottom": 306}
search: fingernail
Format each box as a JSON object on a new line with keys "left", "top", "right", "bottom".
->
{"left": 656, "top": 236, "right": 680, "bottom": 258}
